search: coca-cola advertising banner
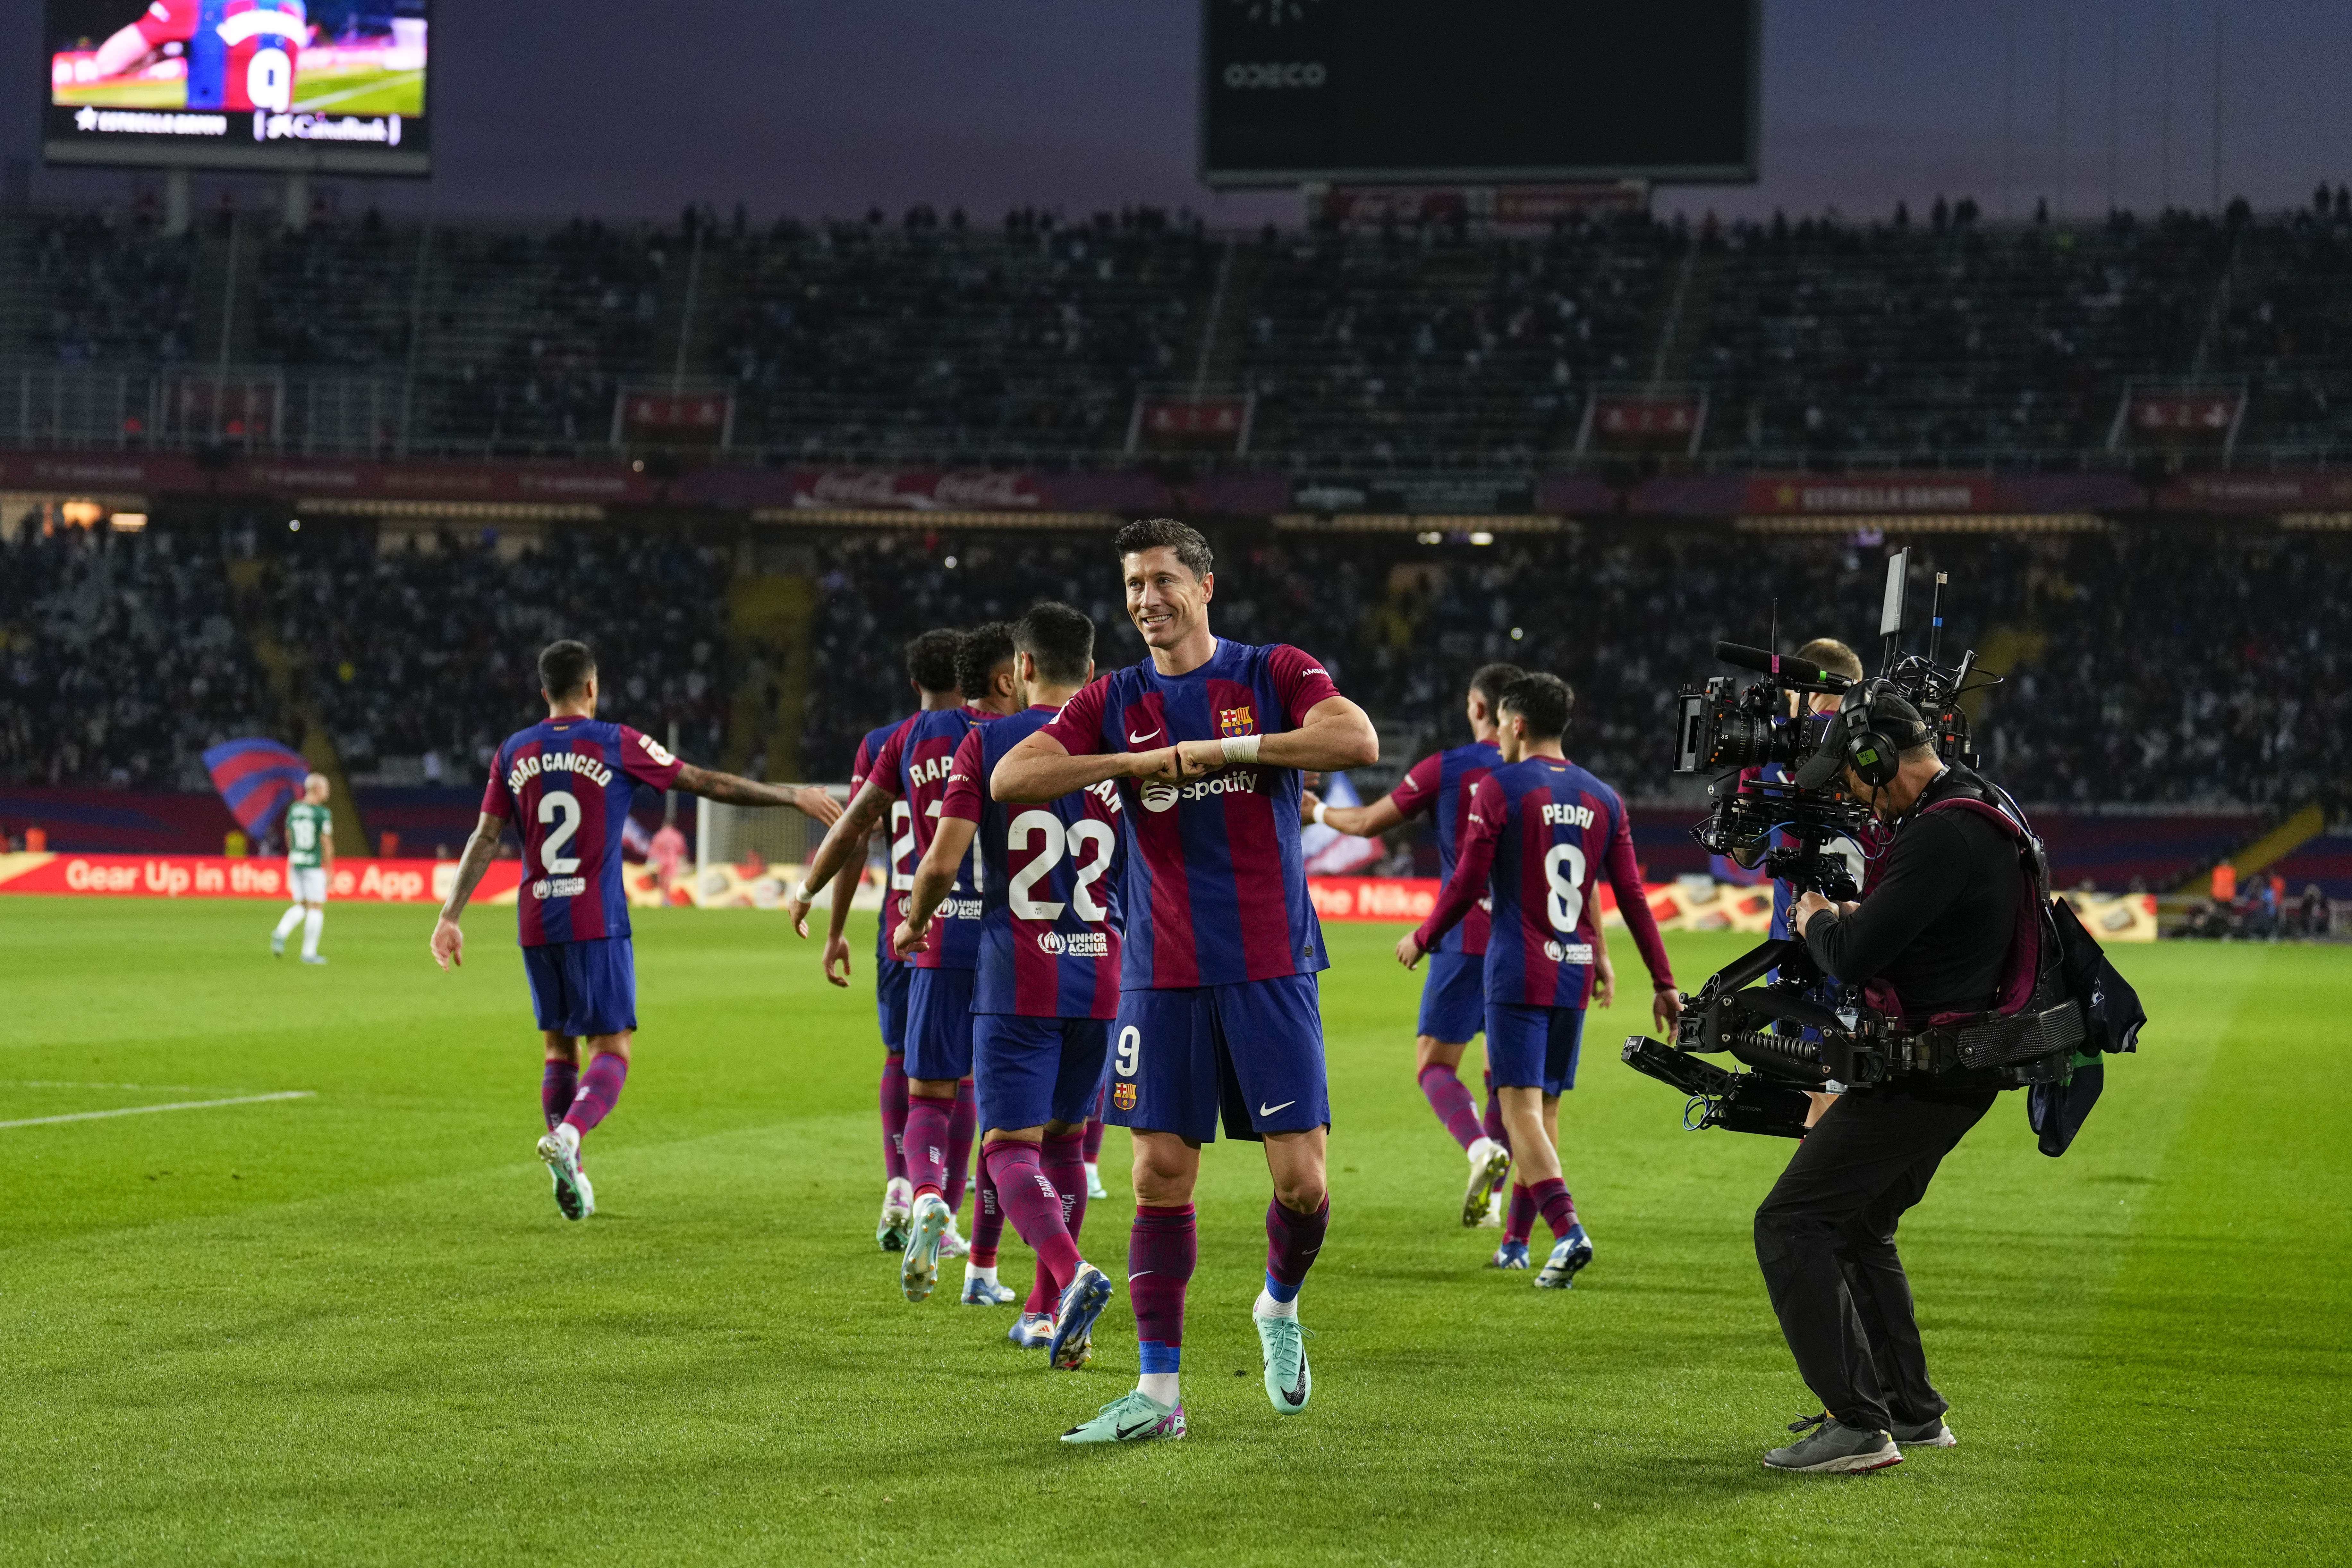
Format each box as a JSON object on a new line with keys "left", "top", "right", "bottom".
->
{"left": 788, "top": 468, "right": 1049, "bottom": 512}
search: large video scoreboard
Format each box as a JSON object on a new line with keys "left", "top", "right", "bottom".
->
{"left": 1202, "top": 0, "right": 1756, "bottom": 188}
{"left": 44, "top": 0, "right": 430, "bottom": 173}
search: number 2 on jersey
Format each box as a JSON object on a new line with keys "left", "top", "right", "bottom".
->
{"left": 538, "top": 790, "right": 583, "bottom": 874}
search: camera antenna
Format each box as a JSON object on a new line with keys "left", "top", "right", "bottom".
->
{"left": 1878, "top": 548, "right": 1911, "bottom": 676}
{"left": 1927, "top": 571, "right": 1948, "bottom": 667}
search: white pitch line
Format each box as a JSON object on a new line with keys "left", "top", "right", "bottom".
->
{"left": 0, "top": 1091, "right": 315, "bottom": 1130}
{"left": 293, "top": 71, "right": 423, "bottom": 114}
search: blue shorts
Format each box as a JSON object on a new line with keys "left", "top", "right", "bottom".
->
{"left": 1416, "top": 950, "right": 1486, "bottom": 1043}
{"left": 1486, "top": 1002, "right": 1586, "bottom": 1096}
{"left": 523, "top": 936, "right": 637, "bottom": 1038}
{"left": 1108, "top": 973, "right": 1327, "bottom": 1144}
{"left": 974, "top": 1014, "right": 1110, "bottom": 1135}
{"left": 875, "top": 956, "right": 911, "bottom": 1054}
{"left": 904, "top": 965, "right": 976, "bottom": 1082}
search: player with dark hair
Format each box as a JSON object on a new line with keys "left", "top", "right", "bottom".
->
{"left": 824, "top": 628, "right": 965, "bottom": 1253}
{"left": 994, "top": 517, "right": 1380, "bottom": 1444}
{"left": 896, "top": 601, "right": 1120, "bottom": 1368}
{"left": 430, "top": 639, "right": 841, "bottom": 1220}
{"left": 1303, "top": 661, "right": 1522, "bottom": 1228}
{"left": 1398, "top": 673, "right": 1680, "bottom": 1286}
{"left": 790, "top": 624, "right": 1022, "bottom": 1304}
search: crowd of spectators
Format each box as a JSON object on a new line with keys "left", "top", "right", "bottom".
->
{"left": 14, "top": 211, "right": 199, "bottom": 365}
{"left": 0, "top": 518, "right": 277, "bottom": 788}
{"left": 265, "top": 524, "right": 734, "bottom": 781}
{"left": 800, "top": 523, "right": 2346, "bottom": 811}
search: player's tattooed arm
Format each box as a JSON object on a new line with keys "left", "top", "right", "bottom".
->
{"left": 1175, "top": 693, "right": 1380, "bottom": 779}
{"left": 893, "top": 815, "right": 978, "bottom": 961}
{"left": 673, "top": 763, "right": 844, "bottom": 826}
{"left": 429, "top": 812, "right": 505, "bottom": 970}
{"left": 786, "top": 781, "right": 895, "bottom": 937}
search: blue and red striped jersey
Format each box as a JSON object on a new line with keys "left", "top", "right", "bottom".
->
{"left": 1415, "top": 755, "right": 1675, "bottom": 1008}
{"left": 481, "top": 717, "right": 682, "bottom": 948}
{"left": 1040, "top": 639, "right": 1340, "bottom": 990}
{"left": 852, "top": 716, "right": 919, "bottom": 965}
{"left": 868, "top": 704, "right": 998, "bottom": 970}
{"left": 1387, "top": 739, "right": 1503, "bottom": 956}
{"left": 940, "top": 707, "right": 1123, "bottom": 1019}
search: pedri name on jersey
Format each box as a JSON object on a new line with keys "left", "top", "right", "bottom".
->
{"left": 1541, "top": 802, "right": 1598, "bottom": 830}
{"left": 507, "top": 749, "right": 615, "bottom": 794}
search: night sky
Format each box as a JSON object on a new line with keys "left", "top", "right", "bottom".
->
{"left": 9, "top": 0, "right": 2351, "bottom": 224}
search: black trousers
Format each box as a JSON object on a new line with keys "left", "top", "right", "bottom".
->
{"left": 1753, "top": 1086, "right": 1998, "bottom": 1432}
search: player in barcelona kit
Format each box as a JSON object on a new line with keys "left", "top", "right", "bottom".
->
{"left": 430, "top": 640, "right": 841, "bottom": 1221}
{"left": 790, "top": 625, "right": 1023, "bottom": 1300}
{"left": 1303, "top": 662, "right": 1523, "bottom": 1228}
{"left": 993, "top": 519, "right": 1380, "bottom": 1445}
{"left": 89, "top": 0, "right": 307, "bottom": 112}
{"left": 1399, "top": 674, "right": 1681, "bottom": 1285}
{"left": 820, "top": 629, "right": 966, "bottom": 1256}
{"left": 269, "top": 771, "right": 334, "bottom": 964}
{"left": 896, "top": 602, "right": 1122, "bottom": 1369}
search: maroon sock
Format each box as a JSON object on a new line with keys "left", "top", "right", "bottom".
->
{"left": 561, "top": 1053, "right": 627, "bottom": 1137}
{"left": 1482, "top": 1068, "right": 1510, "bottom": 1151}
{"left": 1529, "top": 1175, "right": 1579, "bottom": 1241}
{"left": 903, "top": 1092, "right": 955, "bottom": 1200}
{"left": 1040, "top": 1129, "right": 1090, "bottom": 1253}
{"left": 1417, "top": 1062, "right": 1484, "bottom": 1151}
{"left": 1263, "top": 1195, "right": 1330, "bottom": 1300}
{"left": 1082, "top": 1115, "right": 1106, "bottom": 1163}
{"left": 944, "top": 1078, "right": 977, "bottom": 1216}
{"left": 986, "top": 1140, "right": 1081, "bottom": 1295}
{"left": 1023, "top": 1269, "right": 1055, "bottom": 1317}
{"left": 970, "top": 1147, "right": 1004, "bottom": 1268}
{"left": 1505, "top": 1182, "right": 1537, "bottom": 1245}
{"left": 878, "top": 1053, "right": 909, "bottom": 1182}
{"left": 1128, "top": 1203, "right": 1195, "bottom": 1375}
{"left": 540, "top": 1061, "right": 578, "bottom": 1132}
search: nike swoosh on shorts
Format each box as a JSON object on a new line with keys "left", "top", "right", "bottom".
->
{"left": 1259, "top": 1100, "right": 1296, "bottom": 1117}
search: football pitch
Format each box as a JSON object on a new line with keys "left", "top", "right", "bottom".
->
{"left": 0, "top": 898, "right": 2341, "bottom": 1567}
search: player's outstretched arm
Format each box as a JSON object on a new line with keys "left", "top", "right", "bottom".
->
{"left": 820, "top": 824, "right": 870, "bottom": 987}
{"left": 674, "top": 762, "right": 842, "bottom": 826}
{"left": 786, "top": 781, "right": 895, "bottom": 937}
{"left": 430, "top": 812, "right": 505, "bottom": 970}
{"left": 1301, "top": 787, "right": 1406, "bottom": 838}
{"left": 891, "top": 816, "right": 977, "bottom": 962}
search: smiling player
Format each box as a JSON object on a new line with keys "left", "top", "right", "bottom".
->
{"left": 993, "top": 518, "right": 1380, "bottom": 1445}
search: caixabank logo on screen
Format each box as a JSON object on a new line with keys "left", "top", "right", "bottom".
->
{"left": 66, "top": 103, "right": 403, "bottom": 143}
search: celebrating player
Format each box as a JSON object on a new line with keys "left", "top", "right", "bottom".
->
{"left": 789, "top": 625, "right": 1023, "bottom": 1302}
{"left": 992, "top": 517, "right": 1379, "bottom": 1445}
{"left": 269, "top": 771, "right": 334, "bottom": 965}
{"left": 429, "top": 640, "right": 840, "bottom": 1221}
{"left": 822, "top": 628, "right": 964, "bottom": 1255}
{"left": 896, "top": 602, "right": 1120, "bottom": 1368}
{"left": 1398, "top": 674, "right": 1680, "bottom": 1287}
{"left": 1302, "top": 662, "right": 1522, "bottom": 1226}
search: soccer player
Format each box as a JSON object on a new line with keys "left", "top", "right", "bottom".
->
{"left": 88, "top": 0, "right": 307, "bottom": 112}
{"left": 895, "top": 601, "right": 1119, "bottom": 1368}
{"left": 1397, "top": 673, "right": 1680, "bottom": 1288}
{"left": 820, "top": 628, "right": 964, "bottom": 1255}
{"left": 992, "top": 517, "right": 1379, "bottom": 1445}
{"left": 1301, "top": 662, "right": 1522, "bottom": 1226}
{"left": 788, "top": 624, "right": 1023, "bottom": 1302}
{"left": 429, "top": 640, "right": 840, "bottom": 1221}
{"left": 269, "top": 771, "right": 334, "bottom": 964}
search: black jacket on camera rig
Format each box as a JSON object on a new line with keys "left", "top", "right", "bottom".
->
{"left": 1625, "top": 558, "right": 2144, "bottom": 1154}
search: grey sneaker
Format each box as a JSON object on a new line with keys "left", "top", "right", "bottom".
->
{"left": 1891, "top": 1415, "right": 1957, "bottom": 1447}
{"left": 1763, "top": 1413, "right": 1902, "bottom": 1473}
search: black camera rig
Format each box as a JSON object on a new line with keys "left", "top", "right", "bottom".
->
{"left": 1623, "top": 550, "right": 2025, "bottom": 1137}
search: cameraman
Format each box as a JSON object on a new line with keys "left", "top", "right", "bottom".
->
{"left": 1754, "top": 691, "right": 2021, "bottom": 1474}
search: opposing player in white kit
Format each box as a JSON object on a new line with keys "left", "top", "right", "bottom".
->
{"left": 270, "top": 773, "right": 334, "bottom": 965}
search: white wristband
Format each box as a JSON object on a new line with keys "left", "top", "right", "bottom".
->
{"left": 792, "top": 880, "right": 816, "bottom": 904}
{"left": 1313, "top": 801, "right": 1331, "bottom": 828}
{"left": 1222, "top": 734, "right": 1262, "bottom": 766}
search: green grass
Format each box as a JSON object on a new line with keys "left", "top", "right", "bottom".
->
{"left": 0, "top": 897, "right": 2341, "bottom": 1566}
{"left": 54, "top": 61, "right": 423, "bottom": 115}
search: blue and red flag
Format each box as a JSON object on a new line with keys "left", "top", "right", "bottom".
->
{"left": 203, "top": 739, "right": 310, "bottom": 835}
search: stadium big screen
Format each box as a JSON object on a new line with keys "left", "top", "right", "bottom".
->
{"left": 1202, "top": 0, "right": 1756, "bottom": 186}
{"left": 43, "top": 0, "right": 429, "bottom": 173}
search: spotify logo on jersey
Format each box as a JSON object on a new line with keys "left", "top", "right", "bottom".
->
{"left": 1142, "top": 782, "right": 1179, "bottom": 812}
